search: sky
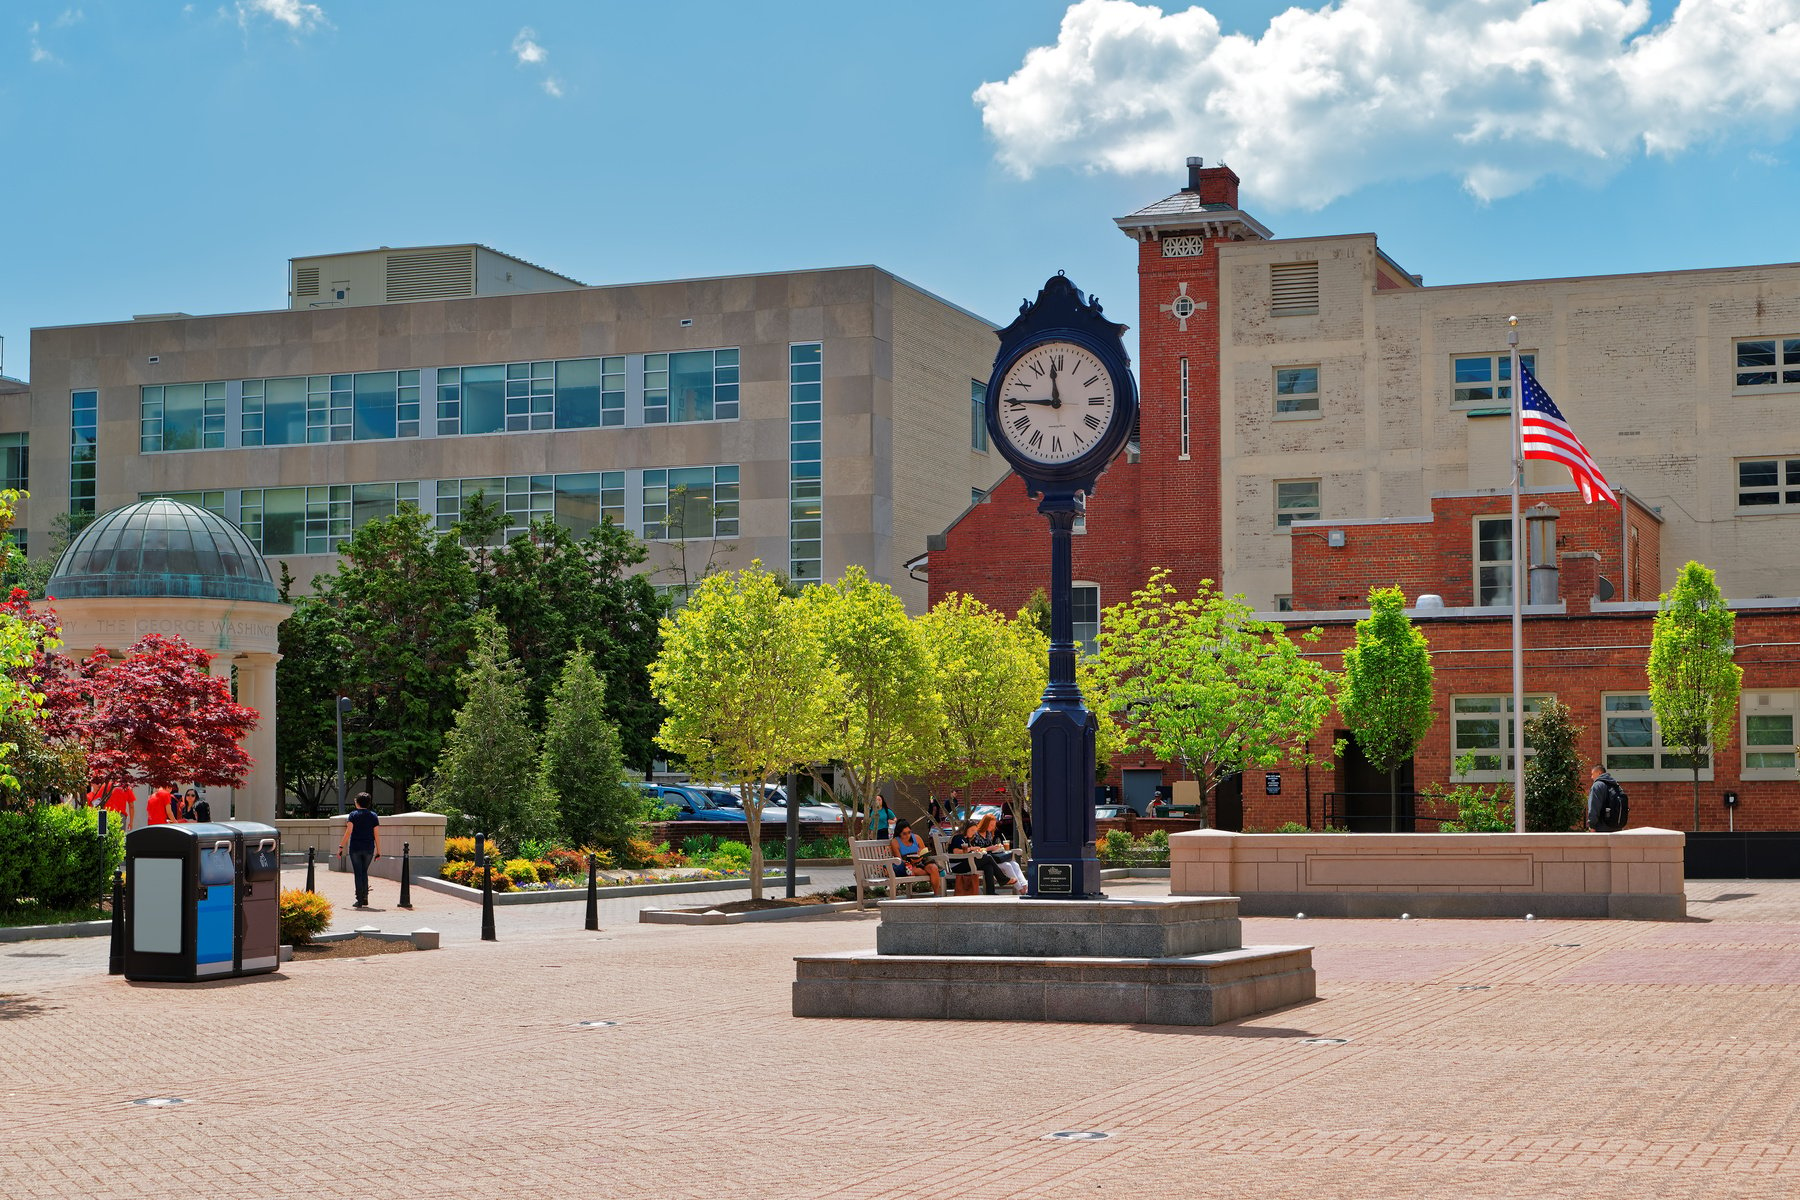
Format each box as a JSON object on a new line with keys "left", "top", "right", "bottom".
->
{"left": 6, "top": 0, "right": 1800, "bottom": 381}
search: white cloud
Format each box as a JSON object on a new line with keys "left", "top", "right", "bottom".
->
{"left": 512, "top": 27, "right": 547, "bottom": 66}
{"left": 975, "top": 0, "right": 1800, "bottom": 206}
{"left": 235, "top": 0, "right": 328, "bottom": 34}
{"left": 511, "top": 27, "right": 565, "bottom": 98}
{"left": 54, "top": 9, "right": 84, "bottom": 28}
{"left": 28, "top": 20, "right": 56, "bottom": 63}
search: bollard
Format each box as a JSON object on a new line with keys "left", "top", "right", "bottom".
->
{"left": 475, "top": 832, "right": 486, "bottom": 867}
{"left": 585, "top": 854, "right": 599, "bottom": 931}
{"left": 397, "top": 841, "right": 413, "bottom": 909}
{"left": 305, "top": 846, "right": 316, "bottom": 892}
{"left": 480, "top": 856, "right": 497, "bottom": 942}
{"left": 107, "top": 869, "right": 125, "bottom": 976}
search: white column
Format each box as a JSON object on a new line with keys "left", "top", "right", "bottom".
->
{"left": 207, "top": 655, "right": 239, "bottom": 819}
{"left": 238, "top": 652, "right": 281, "bottom": 826}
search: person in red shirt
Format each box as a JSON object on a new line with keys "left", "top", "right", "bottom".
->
{"left": 106, "top": 785, "right": 136, "bottom": 832}
{"left": 146, "top": 785, "right": 174, "bottom": 826}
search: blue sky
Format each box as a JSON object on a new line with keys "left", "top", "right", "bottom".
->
{"left": 6, "top": 0, "right": 1800, "bottom": 380}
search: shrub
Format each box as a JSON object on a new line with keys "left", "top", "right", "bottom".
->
{"left": 501, "top": 858, "right": 540, "bottom": 885}
{"left": 1099, "top": 829, "right": 1135, "bottom": 862}
{"left": 279, "top": 889, "right": 332, "bottom": 944}
{"left": 544, "top": 848, "right": 588, "bottom": 878}
{"left": 0, "top": 804, "right": 124, "bottom": 910}
{"left": 795, "top": 835, "right": 850, "bottom": 858}
{"left": 443, "top": 837, "right": 480, "bottom": 863}
{"left": 707, "top": 840, "right": 753, "bottom": 870}
{"left": 439, "top": 860, "right": 518, "bottom": 891}
{"left": 619, "top": 836, "right": 660, "bottom": 869}
{"left": 680, "top": 834, "right": 724, "bottom": 858}
{"left": 1139, "top": 829, "right": 1170, "bottom": 851}
{"left": 1272, "top": 822, "right": 1311, "bottom": 833}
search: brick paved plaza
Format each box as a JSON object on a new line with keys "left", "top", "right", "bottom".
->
{"left": 6, "top": 872, "right": 1800, "bottom": 1199}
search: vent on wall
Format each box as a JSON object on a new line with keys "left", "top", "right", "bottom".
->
{"left": 1270, "top": 261, "right": 1320, "bottom": 317}
{"left": 385, "top": 247, "right": 477, "bottom": 303}
{"left": 293, "top": 266, "right": 321, "bottom": 298}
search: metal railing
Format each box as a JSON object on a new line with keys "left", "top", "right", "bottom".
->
{"left": 1320, "top": 791, "right": 1458, "bottom": 833}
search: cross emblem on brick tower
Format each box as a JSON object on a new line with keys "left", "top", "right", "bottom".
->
{"left": 1159, "top": 283, "right": 1207, "bottom": 331}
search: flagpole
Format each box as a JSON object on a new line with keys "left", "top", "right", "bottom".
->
{"left": 1508, "top": 317, "right": 1526, "bottom": 834}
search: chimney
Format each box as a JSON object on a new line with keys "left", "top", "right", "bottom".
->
{"left": 1559, "top": 550, "right": 1601, "bottom": 613}
{"left": 1182, "top": 156, "right": 1240, "bottom": 208}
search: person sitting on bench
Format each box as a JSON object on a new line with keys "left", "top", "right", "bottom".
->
{"left": 888, "top": 821, "right": 943, "bottom": 896}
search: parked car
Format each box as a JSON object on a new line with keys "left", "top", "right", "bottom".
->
{"left": 1095, "top": 804, "right": 1132, "bottom": 820}
{"left": 764, "top": 793, "right": 852, "bottom": 823}
{"left": 688, "top": 785, "right": 785, "bottom": 825}
{"left": 638, "top": 783, "right": 742, "bottom": 821}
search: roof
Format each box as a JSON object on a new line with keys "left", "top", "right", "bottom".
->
{"left": 287, "top": 243, "right": 586, "bottom": 288}
{"left": 47, "top": 499, "right": 281, "bottom": 604}
{"left": 1114, "top": 192, "right": 1273, "bottom": 240}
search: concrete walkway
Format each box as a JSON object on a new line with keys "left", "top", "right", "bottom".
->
{"left": 6, "top": 878, "right": 1800, "bottom": 1198}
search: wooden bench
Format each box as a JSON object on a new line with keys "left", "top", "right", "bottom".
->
{"left": 851, "top": 839, "right": 938, "bottom": 910}
{"left": 932, "top": 830, "right": 1026, "bottom": 896}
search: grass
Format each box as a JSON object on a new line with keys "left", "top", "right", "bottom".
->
{"left": 0, "top": 903, "right": 108, "bottom": 929}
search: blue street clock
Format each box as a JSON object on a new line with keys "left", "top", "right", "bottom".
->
{"left": 984, "top": 274, "right": 1138, "bottom": 899}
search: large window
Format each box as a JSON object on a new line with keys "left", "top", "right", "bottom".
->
{"left": 242, "top": 377, "right": 307, "bottom": 446}
{"left": 1274, "top": 366, "right": 1319, "bottom": 415}
{"left": 141, "top": 382, "right": 226, "bottom": 452}
{"left": 1275, "top": 479, "right": 1320, "bottom": 529}
{"left": 1072, "top": 584, "right": 1100, "bottom": 654}
{"left": 435, "top": 357, "right": 623, "bottom": 436}
{"left": 1451, "top": 694, "right": 1548, "bottom": 780}
{"left": 1452, "top": 353, "right": 1534, "bottom": 408}
{"left": 1735, "top": 337, "right": 1800, "bottom": 390}
{"left": 1475, "top": 516, "right": 1512, "bottom": 607}
{"left": 1604, "top": 693, "right": 1712, "bottom": 779}
{"left": 643, "top": 466, "right": 739, "bottom": 541}
{"left": 241, "top": 482, "right": 419, "bottom": 555}
{"left": 644, "top": 349, "right": 739, "bottom": 424}
{"left": 1737, "top": 457, "right": 1800, "bottom": 510}
{"left": 434, "top": 472, "right": 616, "bottom": 540}
{"left": 790, "top": 343, "right": 823, "bottom": 584}
{"left": 1744, "top": 695, "right": 1797, "bottom": 779}
{"left": 142, "top": 490, "right": 227, "bottom": 518}
{"left": 70, "top": 390, "right": 96, "bottom": 514}
{"left": 0, "top": 433, "right": 28, "bottom": 491}
{"left": 971, "top": 379, "right": 988, "bottom": 452}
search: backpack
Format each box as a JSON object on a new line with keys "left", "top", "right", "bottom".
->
{"left": 1600, "top": 777, "right": 1629, "bottom": 830}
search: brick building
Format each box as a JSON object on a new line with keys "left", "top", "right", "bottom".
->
{"left": 924, "top": 160, "right": 1800, "bottom": 830}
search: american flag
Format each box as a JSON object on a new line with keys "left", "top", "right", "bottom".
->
{"left": 1519, "top": 363, "right": 1617, "bottom": 508}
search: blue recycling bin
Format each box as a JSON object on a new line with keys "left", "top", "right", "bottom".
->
{"left": 122, "top": 822, "right": 282, "bottom": 982}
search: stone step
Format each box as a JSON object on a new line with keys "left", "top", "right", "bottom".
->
{"left": 874, "top": 894, "right": 1244, "bottom": 959}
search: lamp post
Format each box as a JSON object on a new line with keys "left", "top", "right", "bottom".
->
{"left": 334, "top": 695, "right": 352, "bottom": 815}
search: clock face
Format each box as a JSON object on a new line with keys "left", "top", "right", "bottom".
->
{"left": 995, "top": 341, "right": 1119, "bottom": 466}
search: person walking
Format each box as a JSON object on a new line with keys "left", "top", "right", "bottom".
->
{"left": 337, "top": 792, "right": 381, "bottom": 909}
{"left": 146, "top": 784, "right": 175, "bottom": 826}
{"left": 1586, "top": 764, "right": 1625, "bottom": 832}
{"left": 873, "top": 799, "right": 896, "bottom": 840}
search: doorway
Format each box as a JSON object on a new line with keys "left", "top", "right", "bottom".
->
{"left": 1336, "top": 730, "right": 1416, "bottom": 832}
{"left": 1212, "top": 772, "right": 1244, "bottom": 832}
{"left": 1121, "top": 769, "right": 1162, "bottom": 815}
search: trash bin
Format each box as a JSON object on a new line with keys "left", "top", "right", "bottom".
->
{"left": 123, "top": 821, "right": 282, "bottom": 982}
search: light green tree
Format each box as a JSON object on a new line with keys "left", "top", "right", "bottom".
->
{"left": 1522, "top": 697, "right": 1585, "bottom": 832}
{"left": 427, "top": 614, "right": 553, "bottom": 848}
{"left": 1087, "top": 570, "right": 1338, "bottom": 827}
{"left": 1338, "top": 587, "right": 1436, "bottom": 832}
{"left": 650, "top": 563, "right": 835, "bottom": 899}
{"left": 1648, "top": 561, "right": 1743, "bottom": 832}
{"left": 806, "top": 567, "right": 942, "bottom": 838}
{"left": 537, "top": 646, "right": 640, "bottom": 859}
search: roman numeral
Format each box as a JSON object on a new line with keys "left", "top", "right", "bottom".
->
{"left": 1051, "top": 435, "right": 1063, "bottom": 453}
{"left": 1083, "top": 375, "right": 1099, "bottom": 388}
{"left": 1088, "top": 397, "right": 1106, "bottom": 405}
{"left": 1030, "top": 361, "right": 1045, "bottom": 377}
{"left": 1053, "top": 354, "right": 1065, "bottom": 370}
{"left": 1027, "top": 430, "right": 1043, "bottom": 449}
{"left": 1012, "top": 416, "right": 1031, "bottom": 432}
{"left": 1083, "top": 413, "right": 1101, "bottom": 430}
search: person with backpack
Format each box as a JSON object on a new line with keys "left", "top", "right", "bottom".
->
{"left": 1586, "top": 764, "right": 1629, "bottom": 832}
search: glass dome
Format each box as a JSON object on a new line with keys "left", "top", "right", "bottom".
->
{"left": 46, "top": 499, "right": 281, "bottom": 604}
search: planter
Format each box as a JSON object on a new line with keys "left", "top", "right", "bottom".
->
{"left": 640, "top": 900, "right": 858, "bottom": 925}
{"left": 415, "top": 872, "right": 811, "bottom": 905}
{"left": 0, "top": 919, "right": 110, "bottom": 943}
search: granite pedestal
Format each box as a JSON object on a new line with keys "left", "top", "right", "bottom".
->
{"left": 793, "top": 895, "right": 1313, "bottom": 1026}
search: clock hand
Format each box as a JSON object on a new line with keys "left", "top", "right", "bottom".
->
{"left": 1049, "top": 362, "right": 1062, "bottom": 407}
{"left": 1007, "top": 396, "right": 1058, "bottom": 407}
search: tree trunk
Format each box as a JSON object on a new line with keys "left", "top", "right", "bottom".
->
{"left": 1692, "top": 764, "right": 1701, "bottom": 833}
{"left": 1389, "top": 766, "right": 1399, "bottom": 833}
{"left": 743, "top": 783, "right": 764, "bottom": 901}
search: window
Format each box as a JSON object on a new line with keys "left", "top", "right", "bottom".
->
{"left": 1275, "top": 366, "right": 1319, "bottom": 416}
{"left": 242, "top": 377, "right": 307, "bottom": 446}
{"left": 1604, "top": 693, "right": 1712, "bottom": 779}
{"left": 1269, "top": 261, "right": 1319, "bottom": 316}
{"left": 1452, "top": 353, "right": 1534, "bottom": 408}
{"left": 790, "top": 343, "right": 823, "bottom": 584}
{"left": 1274, "top": 595, "right": 1293, "bottom": 612}
{"left": 971, "top": 379, "right": 988, "bottom": 452}
{"left": 435, "top": 357, "right": 621, "bottom": 436}
{"left": 1178, "top": 357, "right": 1190, "bottom": 459}
{"left": 430, "top": 474, "right": 606, "bottom": 539}
{"left": 1275, "top": 479, "right": 1319, "bottom": 529}
{"left": 140, "top": 382, "right": 225, "bottom": 452}
{"left": 1072, "top": 584, "right": 1100, "bottom": 654}
{"left": 644, "top": 349, "right": 739, "bottom": 424}
{"left": 0, "top": 433, "right": 28, "bottom": 491}
{"left": 1735, "top": 337, "right": 1800, "bottom": 390}
{"left": 643, "top": 465, "right": 740, "bottom": 540}
{"left": 1744, "top": 694, "right": 1797, "bottom": 778}
{"left": 306, "top": 374, "right": 352, "bottom": 443}
{"left": 1737, "top": 457, "right": 1800, "bottom": 510}
{"left": 142, "top": 490, "right": 227, "bottom": 518}
{"left": 1475, "top": 516, "right": 1512, "bottom": 607}
{"left": 1451, "top": 695, "right": 1548, "bottom": 780}
{"left": 70, "top": 390, "right": 96, "bottom": 514}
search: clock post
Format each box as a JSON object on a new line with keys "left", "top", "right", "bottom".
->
{"left": 983, "top": 273, "right": 1138, "bottom": 901}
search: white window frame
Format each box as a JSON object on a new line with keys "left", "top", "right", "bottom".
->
{"left": 1072, "top": 582, "right": 1100, "bottom": 654}
{"left": 1733, "top": 336, "right": 1800, "bottom": 393}
{"left": 1178, "top": 357, "right": 1190, "bottom": 459}
{"left": 1274, "top": 364, "right": 1320, "bottom": 419}
{"left": 1451, "top": 694, "right": 1550, "bottom": 782}
{"left": 1604, "top": 692, "right": 1714, "bottom": 781}
{"left": 1742, "top": 692, "right": 1797, "bottom": 780}
{"left": 1275, "top": 479, "right": 1320, "bottom": 530}
{"left": 1475, "top": 516, "right": 1512, "bottom": 608}
{"left": 1735, "top": 456, "right": 1800, "bottom": 511}
{"left": 1451, "top": 352, "right": 1534, "bottom": 410}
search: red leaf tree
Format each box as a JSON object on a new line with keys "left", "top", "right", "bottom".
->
{"left": 76, "top": 635, "right": 259, "bottom": 795}
{"left": 0, "top": 589, "right": 84, "bottom": 740}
